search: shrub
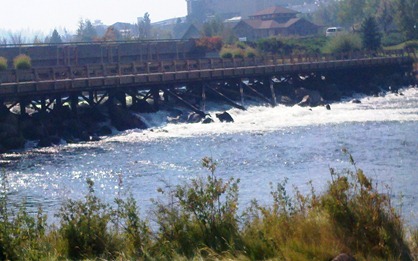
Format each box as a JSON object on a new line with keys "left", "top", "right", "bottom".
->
{"left": 233, "top": 49, "right": 244, "bottom": 58}
{"left": 323, "top": 33, "right": 362, "bottom": 54}
{"left": 242, "top": 150, "right": 411, "bottom": 260}
{"left": 13, "top": 54, "right": 31, "bottom": 70}
{"left": 56, "top": 179, "right": 117, "bottom": 259}
{"left": 220, "top": 51, "right": 233, "bottom": 59}
{"left": 153, "top": 157, "right": 242, "bottom": 257}
{"left": 0, "top": 57, "right": 7, "bottom": 71}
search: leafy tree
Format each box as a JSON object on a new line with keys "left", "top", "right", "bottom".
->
{"left": 395, "top": 0, "right": 418, "bottom": 40}
{"left": 50, "top": 29, "right": 62, "bottom": 44}
{"left": 361, "top": 16, "right": 382, "bottom": 50}
{"left": 103, "top": 26, "right": 122, "bottom": 41}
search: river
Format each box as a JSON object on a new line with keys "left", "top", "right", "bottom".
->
{"left": 1, "top": 86, "right": 417, "bottom": 226}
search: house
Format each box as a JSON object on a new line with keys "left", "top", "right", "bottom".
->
{"left": 233, "top": 6, "right": 320, "bottom": 41}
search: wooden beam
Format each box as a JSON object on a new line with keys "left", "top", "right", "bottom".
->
{"left": 206, "top": 84, "right": 246, "bottom": 110}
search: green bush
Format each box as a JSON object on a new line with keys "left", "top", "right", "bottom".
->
{"left": 233, "top": 49, "right": 244, "bottom": 58}
{"left": 153, "top": 157, "right": 242, "bottom": 257}
{"left": 323, "top": 33, "right": 362, "bottom": 54}
{"left": 221, "top": 51, "right": 233, "bottom": 59}
{"left": 13, "top": 54, "right": 31, "bottom": 70}
{"left": 56, "top": 179, "right": 117, "bottom": 259}
{"left": 0, "top": 57, "right": 7, "bottom": 71}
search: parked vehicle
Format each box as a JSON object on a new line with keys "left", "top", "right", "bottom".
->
{"left": 326, "top": 27, "right": 343, "bottom": 37}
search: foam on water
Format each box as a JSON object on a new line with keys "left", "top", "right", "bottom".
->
{"left": 107, "top": 86, "right": 418, "bottom": 142}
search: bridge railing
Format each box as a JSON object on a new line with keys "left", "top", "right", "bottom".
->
{"left": 0, "top": 50, "right": 413, "bottom": 85}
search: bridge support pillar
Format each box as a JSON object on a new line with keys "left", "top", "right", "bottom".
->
{"left": 201, "top": 83, "right": 206, "bottom": 112}
{"left": 152, "top": 87, "right": 159, "bottom": 111}
{"left": 269, "top": 79, "right": 277, "bottom": 107}
{"left": 19, "top": 98, "right": 28, "bottom": 117}
{"left": 70, "top": 93, "right": 78, "bottom": 115}
{"left": 239, "top": 81, "right": 245, "bottom": 107}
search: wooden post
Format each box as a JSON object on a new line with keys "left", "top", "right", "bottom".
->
{"left": 70, "top": 93, "right": 78, "bottom": 115}
{"left": 269, "top": 78, "right": 277, "bottom": 107}
{"left": 201, "top": 83, "right": 206, "bottom": 112}
{"left": 239, "top": 81, "right": 245, "bottom": 107}
{"left": 152, "top": 87, "right": 159, "bottom": 111}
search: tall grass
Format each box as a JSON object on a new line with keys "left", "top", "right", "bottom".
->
{"left": 0, "top": 153, "right": 416, "bottom": 260}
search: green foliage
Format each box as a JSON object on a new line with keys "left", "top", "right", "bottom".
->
{"left": 395, "top": 0, "right": 418, "bottom": 40}
{"left": 257, "top": 36, "right": 327, "bottom": 55}
{"left": 76, "top": 19, "right": 97, "bottom": 42}
{"left": 382, "top": 32, "right": 405, "bottom": 46}
{"left": 13, "top": 54, "right": 31, "bottom": 70}
{"left": 56, "top": 178, "right": 116, "bottom": 259}
{"left": 49, "top": 29, "right": 62, "bottom": 44}
{"left": 0, "top": 57, "right": 7, "bottom": 71}
{"left": 257, "top": 37, "right": 284, "bottom": 54}
{"left": 220, "top": 51, "right": 233, "bottom": 59}
{"left": 323, "top": 33, "right": 362, "bottom": 53}
{"left": 361, "top": 16, "right": 382, "bottom": 50}
{"left": 153, "top": 157, "right": 242, "bottom": 257}
{"left": 113, "top": 195, "right": 151, "bottom": 257}
{"left": 322, "top": 149, "right": 411, "bottom": 259}
{"left": 202, "top": 17, "right": 224, "bottom": 37}
{"left": 0, "top": 155, "right": 416, "bottom": 260}
{"left": 0, "top": 171, "right": 49, "bottom": 260}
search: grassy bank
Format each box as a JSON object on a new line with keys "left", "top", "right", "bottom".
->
{"left": 1, "top": 151, "right": 417, "bottom": 260}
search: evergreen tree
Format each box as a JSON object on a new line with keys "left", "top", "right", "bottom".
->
{"left": 76, "top": 19, "right": 97, "bottom": 42}
{"left": 395, "top": 0, "right": 418, "bottom": 40}
{"left": 50, "top": 29, "right": 62, "bottom": 44}
{"left": 361, "top": 16, "right": 381, "bottom": 51}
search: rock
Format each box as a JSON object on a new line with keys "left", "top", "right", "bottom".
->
{"left": 326, "top": 104, "right": 331, "bottom": 110}
{"left": 332, "top": 253, "right": 356, "bottom": 261}
{"left": 216, "top": 111, "right": 234, "bottom": 122}
{"left": 295, "top": 88, "right": 324, "bottom": 107}
{"left": 97, "top": 126, "right": 113, "bottom": 136}
{"left": 109, "top": 105, "right": 147, "bottom": 131}
{"left": 187, "top": 112, "right": 205, "bottom": 123}
{"left": 298, "top": 95, "right": 311, "bottom": 107}
{"left": 202, "top": 116, "right": 214, "bottom": 124}
{"left": 351, "top": 99, "right": 361, "bottom": 104}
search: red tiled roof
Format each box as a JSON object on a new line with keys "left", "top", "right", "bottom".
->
{"left": 250, "top": 6, "right": 299, "bottom": 17}
{"left": 241, "top": 17, "right": 303, "bottom": 29}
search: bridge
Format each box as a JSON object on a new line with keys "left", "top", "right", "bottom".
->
{"left": 0, "top": 49, "right": 415, "bottom": 117}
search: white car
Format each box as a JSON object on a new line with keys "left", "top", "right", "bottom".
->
{"left": 326, "top": 27, "right": 343, "bottom": 37}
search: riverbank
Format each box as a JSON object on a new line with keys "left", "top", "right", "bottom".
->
{"left": 0, "top": 155, "right": 417, "bottom": 260}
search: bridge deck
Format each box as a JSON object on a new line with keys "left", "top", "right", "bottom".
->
{"left": 0, "top": 50, "right": 414, "bottom": 101}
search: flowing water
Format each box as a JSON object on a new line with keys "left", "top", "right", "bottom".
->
{"left": 1, "top": 86, "right": 418, "bottom": 226}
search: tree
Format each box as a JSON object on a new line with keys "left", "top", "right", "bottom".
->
{"left": 201, "top": 17, "right": 224, "bottom": 37}
{"left": 50, "top": 29, "right": 62, "bottom": 44}
{"left": 376, "top": 0, "right": 395, "bottom": 34}
{"left": 138, "top": 12, "right": 151, "bottom": 39}
{"left": 103, "top": 26, "right": 122, "bottom": 41}
{"left": 361, "top": 16, "right": 382, "bottom": 51}
{"left": 76, "top": 19, "right": 98, "bottom": 42}
{"left": 395, "top": 0, "right": 418, "bottom": 40}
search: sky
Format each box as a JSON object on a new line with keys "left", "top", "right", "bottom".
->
{"left": 0, "top": 0, "right": 187, "bottom": 34}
